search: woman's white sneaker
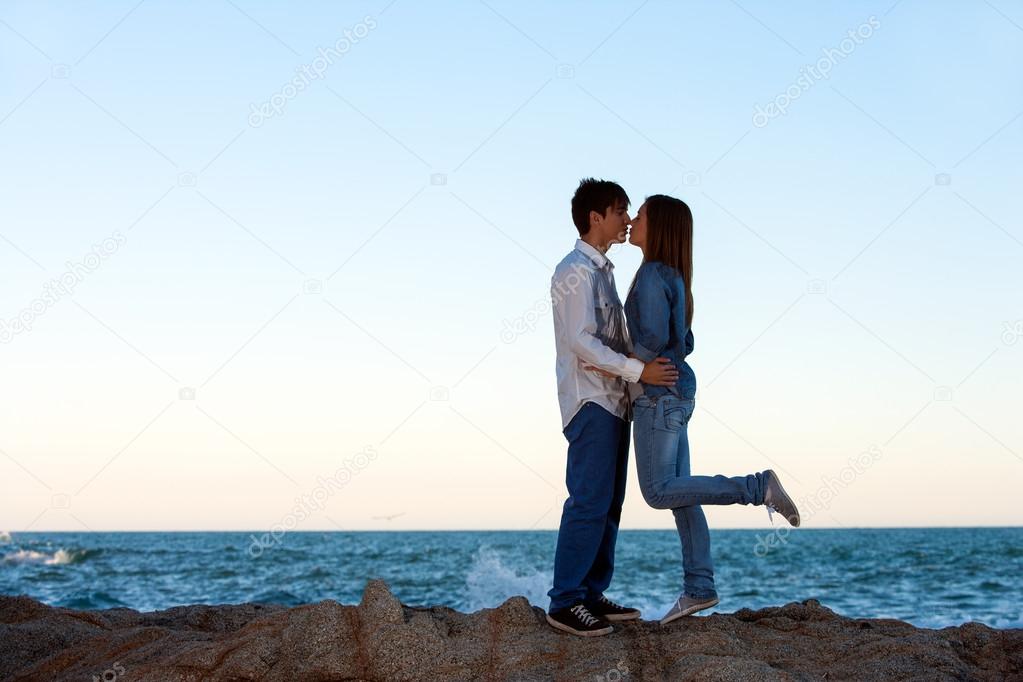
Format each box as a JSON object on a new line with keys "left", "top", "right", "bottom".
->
{"left": 659, "top": 594, "right": 719, "bottom": 626}
{"left": 763, "top": 469, "right": 801, "bottom": 527}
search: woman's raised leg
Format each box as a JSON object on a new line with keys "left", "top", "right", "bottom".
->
{"left": 634, "top": 396, "right": 765, "bottom": 509}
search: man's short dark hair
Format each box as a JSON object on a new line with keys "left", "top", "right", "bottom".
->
{"left": 571, "top": 178, "right": 630, "bottom": 236}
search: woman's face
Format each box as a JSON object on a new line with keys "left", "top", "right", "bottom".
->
{"left": 628, "top": 202, "right": 647, "bottom": 249}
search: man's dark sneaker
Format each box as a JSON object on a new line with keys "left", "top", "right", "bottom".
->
{"left": 546, "top": 603, "right": 613, "bottom": 637}
{"left": 587, "top": 594, "right": 641, "bottom": 622}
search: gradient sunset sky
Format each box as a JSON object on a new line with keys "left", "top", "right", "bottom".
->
{"left": 1, "top": 0, "right": 1021, "bottom": 531}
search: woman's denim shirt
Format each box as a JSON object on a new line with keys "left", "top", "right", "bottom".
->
{"left": 624, "top": 261, "right": 697, "bottom": 400}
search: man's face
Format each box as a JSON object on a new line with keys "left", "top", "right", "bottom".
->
{"left": 593, "top": 201, "right": 631, "bottom": 248}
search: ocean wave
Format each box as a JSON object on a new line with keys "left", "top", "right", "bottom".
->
{"left": 463, "top": 547, "right": 670, "bottom": 618}
{"left": 251, "top": 588, "right": 304, "bottom": 606}
{"left": 2, "top": 530, "right": 1019, "bottom": 625}
{"left": 464, "top": 547, "right": 551, "bottom": 611}
{"left": 57, "top": 591, "right": 127, "bottom": 610}
{"left": 0, "top": 531, "right": 11, "bottom": 543}
{"left": 3, "top": 548, "right": 95, "bottom": 565}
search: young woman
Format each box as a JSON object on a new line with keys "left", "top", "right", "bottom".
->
{"left": 624, "top": 194, "right": 800, "bottom": 626}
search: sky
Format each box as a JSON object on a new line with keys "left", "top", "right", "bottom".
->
{"left": 1, "top": 0, "right": 1021, "bottom": 531}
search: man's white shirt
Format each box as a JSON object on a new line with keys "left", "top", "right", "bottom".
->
{"left": 551, "top": 239, "right": 645, "bottom": 429}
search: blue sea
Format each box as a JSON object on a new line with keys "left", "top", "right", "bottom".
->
{"left": 1, "top": 528, "right": 1020, "bottom": 630}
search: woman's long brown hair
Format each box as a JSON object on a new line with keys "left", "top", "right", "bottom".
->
{"left": 642, "top": 194, "right": 694, "bottom": 328}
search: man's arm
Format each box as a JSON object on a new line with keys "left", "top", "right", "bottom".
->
{"left": 552, "top": 267, "right": 645, "bottom": 382}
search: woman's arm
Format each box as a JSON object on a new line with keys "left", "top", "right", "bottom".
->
{"left": 630, "top": 265, "right": 672, "bottom": 363}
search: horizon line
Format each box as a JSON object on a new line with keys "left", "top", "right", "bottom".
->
{"left": 7, "top": 525, "right": 1023, "bottom": 533}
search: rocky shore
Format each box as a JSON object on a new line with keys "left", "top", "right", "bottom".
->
{"left": 1, "top": 580, "right": 1020, "bottom": 681}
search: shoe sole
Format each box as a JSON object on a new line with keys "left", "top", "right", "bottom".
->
{"left": 603, "top": 611, "right": 641, "bottom": 622}
{"left": 545, "top": 613, "right": 613, "bottom": 637}
{"left": 765, "top": 469, "right": 801, "bottom": 527}
{"left": 659, "top": 598, "right": 719, "bottom": 626}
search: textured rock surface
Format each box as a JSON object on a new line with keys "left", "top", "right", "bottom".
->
{"left": 2, "top": 580, "right": 1021, "bottom": 681}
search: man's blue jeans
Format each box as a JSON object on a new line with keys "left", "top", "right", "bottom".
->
{"left": 633, "top": 394, "right": 766, "bottom": 599}
{"left": 548, "top": 402, "right": 630, "bottom": 612}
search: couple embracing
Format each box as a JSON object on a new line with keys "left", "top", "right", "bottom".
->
{"left": 546, "top": 179, "right": 800, "bottom": 637}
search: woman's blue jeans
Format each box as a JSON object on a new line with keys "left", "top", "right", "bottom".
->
{"left": 633, "top": 394, "right": 766, "bottom": 599}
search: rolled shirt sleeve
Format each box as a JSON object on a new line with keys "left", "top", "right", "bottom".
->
{"left": 552, "top": 267, "right": 644, "bottom": 383}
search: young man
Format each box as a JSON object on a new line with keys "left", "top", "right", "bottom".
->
{"left": 546, "top": 178, "right": 679, "bottom": 636}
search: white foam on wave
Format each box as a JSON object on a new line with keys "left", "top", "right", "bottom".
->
{"left": 465, "top": 547, "right": 552, "bottom": 612}
{"left": 0, "top": 531, "right": 11, "bottom": 544}
{"left": 464, "top": 546, "right": 671, "bottom": 618}
{"left": 3, "top": 548, "right": 77, "bottom": 565}
{"left": 50, "top": 549, "right": 76, "bottom": 565}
